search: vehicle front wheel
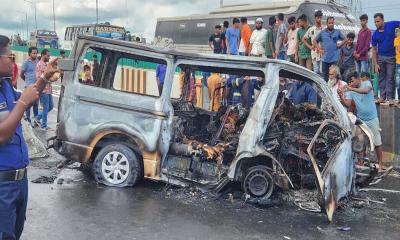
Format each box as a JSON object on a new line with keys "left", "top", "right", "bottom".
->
{"left": 242, "top": 165, "right": 274, "bottom": 201}
{"left": 93, "top": 143, "right": 143, "bottom": 187}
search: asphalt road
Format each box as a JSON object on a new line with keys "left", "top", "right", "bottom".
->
{"left": 16, "top": 78, "right": 400, "bottom": 240}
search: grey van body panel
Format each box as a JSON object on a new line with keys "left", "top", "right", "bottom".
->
{"left": 56, "top": 35, "right": 355, "bottom": 221}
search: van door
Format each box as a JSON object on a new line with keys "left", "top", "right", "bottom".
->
{"left": 307, "top": 120, "right": 354, "bottom": 222}
{"left": 57, "top": 45, "right": 174, "bottom": 171}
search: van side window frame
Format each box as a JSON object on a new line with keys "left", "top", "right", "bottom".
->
{"left": 76, "top": 43, "right": 172, "bottom": 98}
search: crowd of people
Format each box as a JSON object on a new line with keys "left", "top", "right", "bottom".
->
{"left": 205, "top": 11, "right": 400, "bottom": 173}
{"left": 19, "top": 48, "right": 67, "bottom": 130}
{"left": 208, "top": 12, "right": 400, "bottom": 106}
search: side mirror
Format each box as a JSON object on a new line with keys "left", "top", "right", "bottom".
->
{"left": 58, "top": 59, "right": 74, "bottom": 71}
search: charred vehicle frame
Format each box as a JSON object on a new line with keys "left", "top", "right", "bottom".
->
{"left": 52, "top": 35, "right": 374, "bottom": 221}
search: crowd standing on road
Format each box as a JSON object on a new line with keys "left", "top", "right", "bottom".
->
{"left": 205, "top": 11, "right": 400, "bottom": 106}
{"left": 202, "top": 11, "right": 400, "bottom": 173}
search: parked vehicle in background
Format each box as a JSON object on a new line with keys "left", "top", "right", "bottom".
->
{"left": 53, "top": 35, "right": 375, "bottom": 222}
{"left": 63, "top": 23, "right": 126, "bottom": 50}
{"left": 29, "top": 29, "right": 59, "bottom": 49}
{"left": 155, "top": 0, "right": 360, "bottom": 53}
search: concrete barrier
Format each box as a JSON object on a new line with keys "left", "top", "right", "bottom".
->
{"left": 378, "top": 105, "right": 400, "bottom": 167}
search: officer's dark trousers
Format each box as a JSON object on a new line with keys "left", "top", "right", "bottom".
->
{"left": 0, "top": 178, "right": 28, "bottom": 240}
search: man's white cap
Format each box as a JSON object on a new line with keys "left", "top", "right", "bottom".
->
{"left": 256, "top": 17, "right": 263, "bottom": 23}
{"left": 83, "top": 59, "right": 89, "bottom": 65}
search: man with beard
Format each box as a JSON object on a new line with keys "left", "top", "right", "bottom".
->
{"left": 249, "top": 18, "right": 267, "bottom": 57}
{"left": 327, "top": 65, "right": 347, "bottom": 103}
{"left": 315, "top": 17, "right": 345, "bottom": 82}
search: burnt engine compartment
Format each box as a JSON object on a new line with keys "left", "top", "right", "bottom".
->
{"left": 263, "top": 96, "right": 344, "bottom": 188}
{"left": 163, "top": 101, "right": 249, "bottom": 184}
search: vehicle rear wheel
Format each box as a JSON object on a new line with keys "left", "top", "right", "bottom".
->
{"left": 242, "top": 165, "right": 274, "bottom": 200}
{"left": 93, "top": 143, "right": 143, "bottom": 187}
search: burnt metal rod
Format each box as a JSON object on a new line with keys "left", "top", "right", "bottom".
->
{"left": 210, "top": 107, "right": 231, "bottom": 146}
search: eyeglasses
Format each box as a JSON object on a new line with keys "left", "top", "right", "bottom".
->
{"left": 0, "top": 55, "right": 14, "bottom": 60}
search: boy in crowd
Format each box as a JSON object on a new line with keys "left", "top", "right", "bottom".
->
{"left": 239, "top": 17, "right": 252, "bottom": 56}
{"left": 355, "top": 14, "right": 371, "bottom": 74}
{"left": 209, "top": 25, "right": 225, "bottom": 54}
{"left": 265, "top": 16, "right": 276, "bottom": 59}
{"left": 303, "top": 10, "right": 323, "bottom": 75}
{"left": 340, "top": 32, "right": 357, "bottom": 79}
{"left": 221, "top": 21, "right": 229, "bottom": 54}
{"left": 285, "top": 16, "right": 298, "bottom": 63}
{"left": 226, "top": 18, "right": 241, "bottom": 55}
{"left": 275, "top": 13, "right": 287, "bottom": 60}
{"left": 297, "top": 14, "right": 312, "bottom": 70}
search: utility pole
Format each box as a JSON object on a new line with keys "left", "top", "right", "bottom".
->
{"left": 52, "top": 0, "right": 56, "bottom": 31}
{"left": 24, "top": 0, "right": 37, "bottom": 30}
{"left": 220, "top": 0, "right": 223, "bottom": 7}
{"left": 96, "top": 0, "right": 99, "bottom": 24}
{"left": 16, "top": 11, "right": 29, "bottom": 40}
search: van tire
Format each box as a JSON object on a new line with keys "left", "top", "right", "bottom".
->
{"left": 92, "top": 143, "right": 143, "bottom": 187}
{"left": 242, "top": 165, "right": 274, "bottom": 200}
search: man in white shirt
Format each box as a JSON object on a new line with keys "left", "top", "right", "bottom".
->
{"left": 285, "top": 16, "right": 298, "bottom": 63}
{"left": 249, "top": 18, "right": 267, "bottom": 57}
{"left": 303, "top": 10, "right": 324, "bottom": 75}
{"left": 328, "top": 65, "right": 347, "bottom": 103}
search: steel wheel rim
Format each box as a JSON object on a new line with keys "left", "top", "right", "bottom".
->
{"left": 244, "top": 168, "right": 273, "bottom": 198}
{"left": 101, "top": 151, "right": 130, "bottom": 185}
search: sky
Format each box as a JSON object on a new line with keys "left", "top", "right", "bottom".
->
{"left": 2, "top": 0, "right": 399, "bottom": 45}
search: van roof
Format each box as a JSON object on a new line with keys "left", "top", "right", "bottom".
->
{"left": 157, "top": 0, "right": 328, "bottom": 21}
{"left": 77, "top": 35, "right": 316, "bottom": 75}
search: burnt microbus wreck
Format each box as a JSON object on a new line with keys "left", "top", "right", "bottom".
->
{"left": 53, "top": 36, "right": 373, "bottom": 221}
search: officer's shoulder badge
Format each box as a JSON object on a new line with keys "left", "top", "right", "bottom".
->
{"left": 0, "top": 102, "right": 7, "bottom": 110}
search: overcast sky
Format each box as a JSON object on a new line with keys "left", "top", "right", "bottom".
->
{"left": 2, "top": 0, "right": 399, "bottom": 44}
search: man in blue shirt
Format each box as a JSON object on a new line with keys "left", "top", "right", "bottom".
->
{"left": 288, "top": 80, "right": 318, "bottom": 106}
{"left": 156, "top": 64, "right": 167, "bottom": 95}
{"left": 339, "top": 71, "right": 384, "bottom": 172}
{"left": 225, "top": 18, "right": 240, "bottom": 55}
{"left": 371, "top": 13, "right": 400, "bottom": 104}
{"left": 314, "top": 16, "right": 345, "bottom": 82}
{"left": 0, "top": 35, "right": 59, "bottom": 239}
{"left": 20, "top": 47, "right": 39, "bottom": 124}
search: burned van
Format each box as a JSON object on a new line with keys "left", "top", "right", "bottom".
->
{"left": 53, "top": 35, "right": 369, "bottom": 221}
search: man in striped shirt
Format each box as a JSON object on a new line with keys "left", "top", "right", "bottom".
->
{"left": 34, "top": 49, "right": 54, "bottom": 130}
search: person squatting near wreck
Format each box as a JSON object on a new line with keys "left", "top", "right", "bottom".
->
{"left": 0, "top": 35, "right": 59, "bottom": 240}
{"left": 206, "top": 12, "right": 400, "bottom": 106}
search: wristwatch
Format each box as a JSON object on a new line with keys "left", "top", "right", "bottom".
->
{"left": 40, "top": 73, "right": 49, "bottom": 83}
